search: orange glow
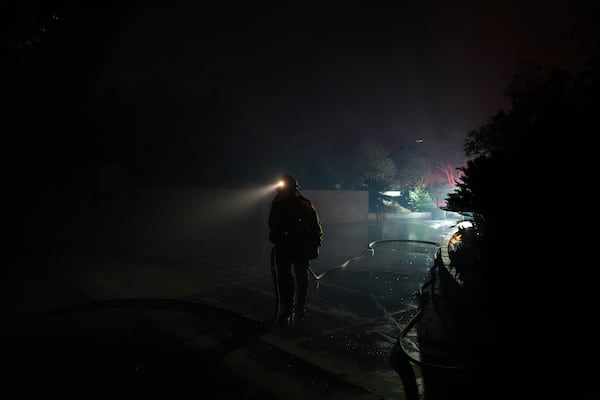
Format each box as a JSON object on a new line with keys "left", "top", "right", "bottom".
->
{"left": 449, "top": 233, "right": 462, "bottom": 246}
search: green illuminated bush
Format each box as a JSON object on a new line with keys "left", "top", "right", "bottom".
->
{"left": 407, "top": 186, "right": 433, "bottom": 211}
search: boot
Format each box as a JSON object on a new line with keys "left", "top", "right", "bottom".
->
{"left": 275, "top": 314, "right": 291, "bottom": 327}
{"left": 293, "top": 308, "right": 306, "bottom": 326}
{"left": 276, "top": 305, "right": 292, "bottom": 327}
{"left": 292, "top": 295, "right": 307, "bottom": 326}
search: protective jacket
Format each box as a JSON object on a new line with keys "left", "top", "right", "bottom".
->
{"left": 268, "top": 190, "right": 323, "bottom": 259}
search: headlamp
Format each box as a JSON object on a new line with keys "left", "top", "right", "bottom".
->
{"left": 276, "top": 174, "right": 298, "bottom": 192}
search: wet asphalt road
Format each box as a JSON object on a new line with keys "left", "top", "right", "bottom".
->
{"left": 2, "top": 215, "right": 462, "bottom": 399}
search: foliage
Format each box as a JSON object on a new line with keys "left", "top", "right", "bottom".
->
{"left": 407, "top": 186, "right": 433, "bottom": 211}
{"left": 353, "top": 141, "right": 399, "bottom": 192}
{"left": 446, "top": 57, "right": 600, "bottom": 234}
{"left": 394, "top": 139, "right": 465, "bottom": 192}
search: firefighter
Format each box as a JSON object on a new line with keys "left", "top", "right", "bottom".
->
{"left": 268, "top": 174, "right": 323, "bottom": 327}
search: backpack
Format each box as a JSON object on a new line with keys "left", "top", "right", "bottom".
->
{"left": 295, "top": 197, "right": 323, "bottom": 259}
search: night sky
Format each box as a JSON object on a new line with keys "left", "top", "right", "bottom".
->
{"left": 2, "top": 0, "right": 598, "bottom": 188}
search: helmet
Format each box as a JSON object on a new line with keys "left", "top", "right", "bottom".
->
{"left": 277, "top": 174, "right": 299, "bottom": 193}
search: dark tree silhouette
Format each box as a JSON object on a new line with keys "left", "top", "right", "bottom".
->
{"left": 441, "top": 57, "right": 600, "bottom": 399}
{"left": 447, "top": 57, "right": 600, "bottom": 226}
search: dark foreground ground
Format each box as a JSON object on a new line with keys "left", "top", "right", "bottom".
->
{"left": 2, "top": 217, "right": 465, "bottom": 399}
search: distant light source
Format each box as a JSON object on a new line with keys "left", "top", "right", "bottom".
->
{"left": 380, "top": 190, "right": 401, "bottom": 197}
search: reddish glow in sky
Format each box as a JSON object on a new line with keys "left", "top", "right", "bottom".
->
{"left": 2, "top": 0, "right": 598, "bottom": 186}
